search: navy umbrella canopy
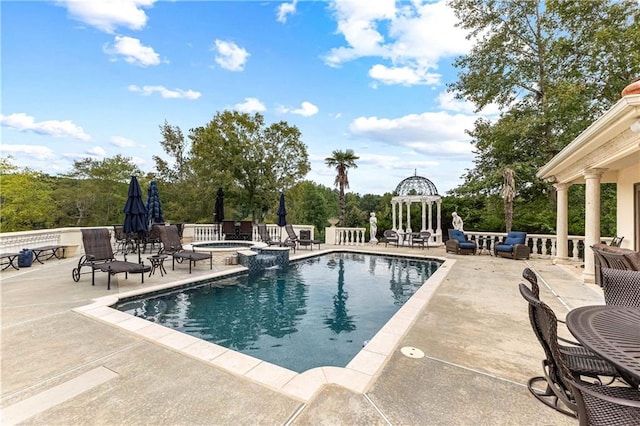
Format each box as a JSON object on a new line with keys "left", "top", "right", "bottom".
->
{"left": 277, "top": 192, "right": 287, "bottom": 227}
{"left": 146, "top": 180, "right": 164, "bottom": 226}
{"left": 214, "top": 187, "right": 225, "bottom": 223}
{"left": 123, "top": 176, "right": 148, "bottom": 263}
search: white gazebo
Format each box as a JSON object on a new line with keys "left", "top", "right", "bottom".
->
{"left": 391, "top": 174, "right": 442, "bottom": 245}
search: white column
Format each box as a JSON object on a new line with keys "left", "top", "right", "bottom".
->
{"left": 398, "top": 200, "right": 404, "bottom": 232}
{"left": 392, "top": 200, "right": 397, "bottom": 231}
{"left": 421, "top": 199, "right": 427, "bottom": 232}
{"left": 436, "top": 199, "right": 442, "bottom": 244}
{"left": 583, "top": 169, "right": 605, "bottom": 283}
{"left": 405, "top": 200, "right": 412, "bottom": 233}
{"left": 427, "top": 201, "right": 433, "bottom": 234}
{"left": 554, "top": 182, "right": 570, "bottom": 262}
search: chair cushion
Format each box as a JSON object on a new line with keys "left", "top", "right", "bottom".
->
{"left": 495, "top": 244, "right": 513, "bottom": 253}
{"left": 449, "top": 229, "right": 466, "bottom": 243}
{"left": 504, "top": 231, "right": 526, "bottom": 245}
{"left": 459, "top": 242, "right": 476, "bottom": 250}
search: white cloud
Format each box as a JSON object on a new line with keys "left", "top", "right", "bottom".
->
{"left": 324, "top": 0, "right": 471, "bottom": 86}
{"left": 279, "top": 101, "right": 319, "bottom": 117}
{"left": 60, "top": 0, "right": 156, "bottom": 34}
{"left": 128, "top": 85, "right": 202, "bottom": 99}
{"left": 87, "top": 146, "right": 107, "bottom": 157}
{"left": 277, "top": 0, "right": 297, "bottom": 23}
{"left": 110, "top": 136, "right": 137, "bottom": 147}
{"left": 348, "top": 111, "right": 477, "bottom": 155}
{"left": 369, "top": 64, "right": 440, "bottom": 86}
{"left": 0, "top": 144, "right": 56, "bottom": 161}
{"left": 234, "top": 97, "right": 266, "bottom": 113}
{"left": 0, "top": 113, "right": 91, "bottom": 141}
{"left": 104, "top": 36, "right": 161, "bottom": 67}
{"left": 213, "top": 40, "right": 250, "bottom": 71}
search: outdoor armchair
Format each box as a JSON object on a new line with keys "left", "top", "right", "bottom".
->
{"left": 158, "top": 225, "right": 212, "bottom": 273}
{"left": 383, "top": 230, "right": 399, "bottom": 247}
{"left": 494, "top": 231, "right": 530, "bottom": 259}
{"left": 601, "top": 268, "right": 640, "bottom": 307}
{"left": 445, "top": 229, "right": 477, "bottom": 255}
{"left": 569, "top": 377, "right": 640, "bottom": 425}
{"left": 411, "top": 231, "right": 431, "bottom": 249}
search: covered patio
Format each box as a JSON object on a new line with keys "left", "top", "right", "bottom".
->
{"left": 537, "top": 93, "right": 640, "bottom": 283}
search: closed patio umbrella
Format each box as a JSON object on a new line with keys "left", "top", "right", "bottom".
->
{"left": 214, "top": 187, "right": 224, "bottom": 240}
{"left": 146, "top": 180, "right": 164, "bottom": 226}
{"left": 123, "top": 176, "right": 148, "bottom": 263}
{"left": 277, "top": 192, "right": 287, "bottom": 241}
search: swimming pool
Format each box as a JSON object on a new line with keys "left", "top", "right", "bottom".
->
{"left": 116, "top": 252, "right": 441, "bottom": 373}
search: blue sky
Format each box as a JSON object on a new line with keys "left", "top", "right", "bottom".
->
{"left": 1, "top": 0, "right": 498, "bottom": 195}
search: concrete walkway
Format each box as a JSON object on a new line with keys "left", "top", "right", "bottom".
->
{"left": 1, "top": 245, "right": 602, "bottom": 425}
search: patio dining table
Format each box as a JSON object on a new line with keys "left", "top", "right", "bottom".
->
{"left": 566, "top": 305, "right": 640, "bottom": 388}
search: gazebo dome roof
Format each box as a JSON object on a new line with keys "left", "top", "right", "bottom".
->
{"left": 394, "top": 174, "right": 439, "bottom": 196}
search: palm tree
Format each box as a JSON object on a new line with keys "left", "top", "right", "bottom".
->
{"left": 501, "top": 167, "right": 516, "bottom": 232}
{"left": 325, "top": 149, "right": 359, "bottom": 226}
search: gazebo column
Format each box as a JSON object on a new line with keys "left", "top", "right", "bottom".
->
{"left": 398, "top": 200, "right": 404, "bottom": 233}
{"left": 427, "top": 201, "right": 433, "bottom": 234}
{"left": 421, "top": 199, "right": 427, "bottom": 232}
{"left": 405, "top": 201, "right": 412, "bottom": 233}
{"left": 392, "top": 201, "right": 397, "bottom": 231}
{"left": 553, "top": 182, "right": 571, "bottom": 263}
{"left": 583, "top": 169, "right": 605, "bottom": 284}
{"left": 436, "top": 200, "right": 442, "bottom": 244}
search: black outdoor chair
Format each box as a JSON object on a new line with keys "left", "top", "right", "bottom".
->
{"left": 383, "top": 230, "right": 400, "bottom": 247}
{"left": 519, "top": 282, "right": 621, "bottom": 418}
{"left": 601, "top": 268, "right": 640, "bottom": 307}
{"left": 257, "top": 223, "right": 282, "bottom": 247}
{"left": 411, "top": 231, "right": 431, "bottom": 249}
{"left": 73, "top": 228, "right": 148, "bottom": 290}
{"left": 610, "top": 236, "right": 624, "bottom": 247}
{"left": 158, "top": 225, "right": 212, "bottom": 273}
{"left": 569, "top": 377, "right": 640, "bottom": 425}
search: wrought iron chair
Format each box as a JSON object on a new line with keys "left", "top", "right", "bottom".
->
{"left": 383, "top": 230, "right": 400, "bottom": 247}
{"left": 113, "top": 224, "right": 135, "bottom": 254}
{"left": 569, "top": 377, "right": 640, "bottom": 425}
{"left": 519, "top": 282, "right": 621, "bottom": 417}
{"left": 610, "top": 236, "right": 624, "bottom": 247}
{"left": 158, "top": 225, "right": 212, "bottom": 273}
{"left": 601, "top": 268, "right": 640, "bottom": 307}
{"left": 257, "top": 223, "right": 282, "bottom": 247}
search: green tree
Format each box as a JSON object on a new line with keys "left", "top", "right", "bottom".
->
{"left": 325, "top": 149, "right": 359, "bottom": 226}
{"left": 190, "top": 111, "right": 310, "bottom": 222}
{"left": 447, "top": 0, "right": 639, "bottom": 233}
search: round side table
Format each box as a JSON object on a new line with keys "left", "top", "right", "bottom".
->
{"left": 147, "top": 254, "right": 168, "bottom": 277}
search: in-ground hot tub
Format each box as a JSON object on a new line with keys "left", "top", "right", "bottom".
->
{"left": 185, "top": 240, "right": 267, "bottom": 264}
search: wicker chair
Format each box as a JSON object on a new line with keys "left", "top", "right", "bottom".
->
{"left": 591, "top": 243, "right": 640, "bottom": 286}
{"left": 569, "top": 378, "right": 640, "bottom": 425}
{"left": 445, "top": 229, "right": 477, "bottom": 255}
{"left": 601, "top": 268, "right": 640, "bottom": 307}
{"left": 73, "top": 228, "right": 148, "bottom": 290}
{"left": 383, "top": 230, "right": 400, "bottom": 247}
{"left": 519, "top": 283, "right": 621, "bottom": 417}
{"left": 158, "top": 225, "right": 212, "bottom": 273}
{"left": 411, "top": 231, "right": 431, "bottom": 249}
{"left": 495, "top": 231, "right": 530, "bottom": 259}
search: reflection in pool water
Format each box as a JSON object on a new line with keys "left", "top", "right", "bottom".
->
{"left": 117, "top": 252, "right": 441, "bottom": 372}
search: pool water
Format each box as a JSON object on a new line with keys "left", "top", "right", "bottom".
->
{"left": 117, "top": 252, "right": 441, "bottom": 373}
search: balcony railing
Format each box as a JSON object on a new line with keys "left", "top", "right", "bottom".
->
{"left": 0, "top": 224, "right": 615, "bottom": 263}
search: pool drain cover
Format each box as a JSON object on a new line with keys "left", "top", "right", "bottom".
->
{"left": 400, "top": 346, "right": 425, "bottom": 359}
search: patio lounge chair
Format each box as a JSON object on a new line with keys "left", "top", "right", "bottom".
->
{"left": 298, "top": 229, "right": 321, "bottom": 250}
{"left": 494, "top": 231, "right": 530, "bottom": 259}
{"left": 519, "top": 283, "right": 621, "bottom": 418}
{"left": 257, "top": 223, "right": 281, "bottom": 247}
{"left": 72, "top": 228, "right": 148, "bottom": 290}
{"left": 158, "top": 225, "right": 212, "bottom": 273}
{"left": 445, "top": 229, "right": 477, "bottom": 255}
{"left": 383, "top": 230, "right": 399, "bottom": 247}
{"left": 238, "top": 221, "right": 253, "bottom": 240}
{"left": 222, "top": 221, "right": 237, "bottom": 240}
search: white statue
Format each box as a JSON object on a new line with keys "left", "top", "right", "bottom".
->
{"left": 452, "top": 211, "right": 464, "bottom": 231}
{"left": 369, "top": 212, "right": 378, "bottom": 243}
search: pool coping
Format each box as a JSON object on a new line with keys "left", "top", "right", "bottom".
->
{"left": 72, "top": 248, "right": 454, "bottom": 403}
